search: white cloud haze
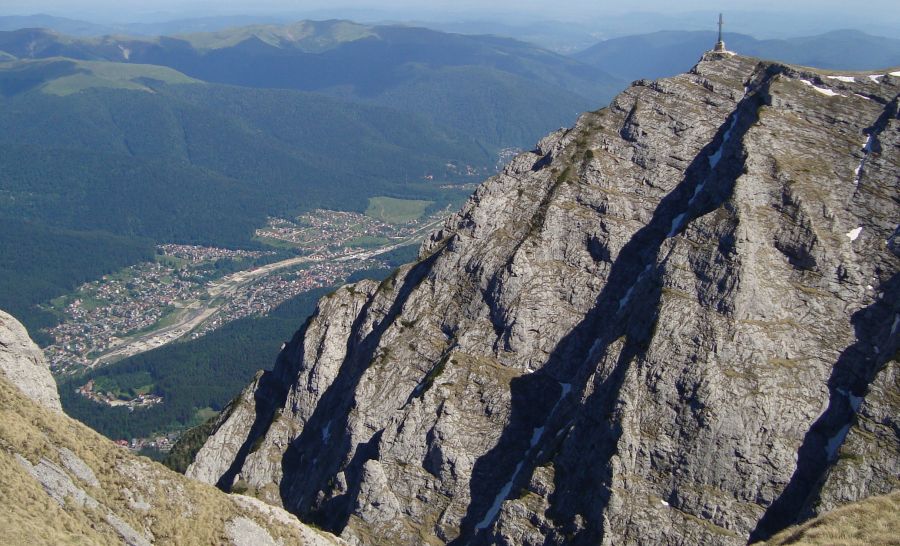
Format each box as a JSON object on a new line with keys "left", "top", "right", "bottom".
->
{"left": 1, "top": 0, "right": 897, "bottom": 40}
{"left": 4, "top": 0, "right": 898, "bottom": 19}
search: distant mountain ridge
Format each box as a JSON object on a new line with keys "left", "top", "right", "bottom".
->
{"left": 0, "top": 13, "right": 116, "bottom": 36}
{"left": 0, "top": 21, "right": 624, "bottom": 149}
{"left": 575, "top": 29, "right": 900, "bottom": 81}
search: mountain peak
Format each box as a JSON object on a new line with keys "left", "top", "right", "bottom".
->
{"left": 185, "top": 54, "right": 898, "bottom": 544}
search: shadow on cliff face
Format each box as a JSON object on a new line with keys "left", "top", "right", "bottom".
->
{"left": 750, "top": 272, "right": 900, "bottom": 542}
{"left": 214, "top": 316, "right": 314, "bottom": 492}
{"left": 750, "top": 91, "right": 900, "bottom": 542}
{"left": 277, "top": 248, "right": 444, "bottom": 530}
{"left": 453, "top": 79, "right": 767, "bottom": 544}
{"left": 213, "top": 371, "right": 285, "bottom": 491}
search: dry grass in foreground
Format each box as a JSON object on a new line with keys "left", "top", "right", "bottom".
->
{"left": 765, "top": 490, "right": 900, "bottom": 546}
{"left": 0, "top": 375, "right": 342, "bottom": 545}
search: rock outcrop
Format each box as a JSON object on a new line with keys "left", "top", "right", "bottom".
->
{"left": 189, "top": 53, "right": 899, "bottom": 545}
{"left": 0, "top": 310, "right": 61, "bottom": 412}
{"left": 0, "top": 310, "right": 344, "bottom": 546}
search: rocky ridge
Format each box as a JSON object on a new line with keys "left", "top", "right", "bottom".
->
{"left": 189, "top": 52, "right": 899, "bottom": 545}
{"left": 0, "top": 309, "right": 61, "bottom": 411}
{"left": 0, "top": 310, "right": 344, "bottom": 546}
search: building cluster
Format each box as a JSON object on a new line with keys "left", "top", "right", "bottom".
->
{"left": 255, "top": 209, "right": 426, "bottom": 254}
{"left": 191, "top": 259, "right": 377, "bottom": 338}
{"left": 76, "top": 379, "right": 163, "bottom": 410}
{"left": 44, "top": 261, "right": 208, "bottom": 373}
{"left": 42, "top": 229, "right": 396, "bottom": 375}
{"left": 114, "top": 432, "right": 178, "bottom": 453}
{"left": 157, "top": 244, "right": 274, "bottom": 262}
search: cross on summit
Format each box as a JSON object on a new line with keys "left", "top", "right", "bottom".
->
{"left": 714, "top": 13, "right": 727, "bottom": 52}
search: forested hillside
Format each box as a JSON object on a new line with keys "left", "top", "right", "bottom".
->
{"left": 0, "top": 58, "right": 487, "bottom": 331}
{"left": 0, "top": 218, "right": 155, "bottom": 342}
{"left": 0, "top": 21, "right": 623, "bottom": 149}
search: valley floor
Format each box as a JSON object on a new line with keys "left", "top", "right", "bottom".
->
{"left": 45, "top": 205, "right": 449, "bottom": 378}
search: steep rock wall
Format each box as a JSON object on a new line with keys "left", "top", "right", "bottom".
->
{"left": 0, "top": 310, "right": 61, "bottom": 412}
{"left": 190, "top": 54, "right": 899, "bottom": 545}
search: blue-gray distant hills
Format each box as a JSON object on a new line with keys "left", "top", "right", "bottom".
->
{"left": 0, "top": 20, "right": 624, "bottom": 148}
{"left": 0, "top": 14, "right": 117, "bottom": 36}
{"left": 574, "top": 29, "right": 900, "bottom": 81}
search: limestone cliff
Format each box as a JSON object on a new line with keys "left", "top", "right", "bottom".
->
{"left": 189, "top": 53, "right": 899, "bottom": 545}
{"left": 0, "top": 310, "right": 61, "bottom": 412}
{"left": 0, "top": 310, "right": 344, "bottom": 546}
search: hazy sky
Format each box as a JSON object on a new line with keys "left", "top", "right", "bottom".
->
{"left": 2, "top": 0, "right": 898, "bottom": 41}
{"left": 4, "top": 0, "right": 898, "bottom": 21}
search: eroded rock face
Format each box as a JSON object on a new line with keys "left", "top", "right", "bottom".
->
{"left": 191, "top": 54, "right": 899, "bottom": 545}
{"left": 0, "top": 312, "right": 345, "bottom": 545}
{"left": 0, "top": 310, "right": 61, "bottom": 412}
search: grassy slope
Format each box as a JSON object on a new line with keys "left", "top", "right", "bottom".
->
{"left": 0, "top": 376, "right": 340, "bottom": 544}
{"left": 41, "top": 59, "right": 199, "bottom": 95}
{"left": 365, "top": 196, "right": 433, "bottom": 223}
{"left": 763, "top": 491, "right": 899, "bottom": 545}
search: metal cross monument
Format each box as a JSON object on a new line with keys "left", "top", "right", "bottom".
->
{"left": 714, "top": 13, "right": 727, "bottom": 52}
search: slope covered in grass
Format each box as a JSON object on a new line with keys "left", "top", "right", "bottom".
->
{"left": 763, "top": 491, "right": 899, "bottom": 546}
{"left": 0, "top": 374, "right": 342, "bottom": 545}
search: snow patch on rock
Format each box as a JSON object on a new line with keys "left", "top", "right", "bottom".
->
{"left": 801, "top": 79, "right": 842, "bottom": 97}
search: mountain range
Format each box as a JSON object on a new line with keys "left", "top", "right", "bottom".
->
{"left": 0, "top": 12, "right": 897, "bottom": 544}
{"left": 0, "top": 21, "right": 623, "bottom": 147}
{"left": 0, "top": 55, "right": 485, "bottom": 333}
{"left": 183, "top": 52, "right": 900, "bottom": 544}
